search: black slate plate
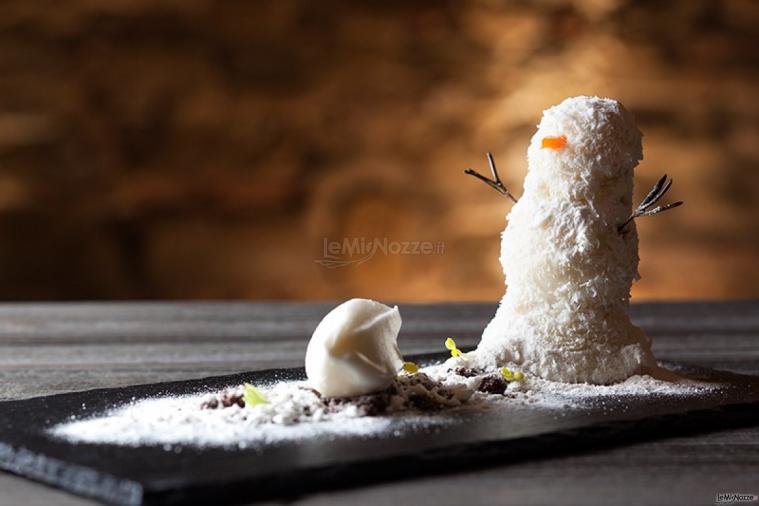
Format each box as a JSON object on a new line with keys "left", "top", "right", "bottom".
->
{"left": 1, "top": 352, "right": 758, "bottom": 506}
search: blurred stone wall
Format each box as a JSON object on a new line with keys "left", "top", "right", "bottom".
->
{"left": 0, "top": 0, "right": 757, "bottom": 301}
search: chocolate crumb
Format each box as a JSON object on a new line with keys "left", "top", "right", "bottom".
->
{"left": 358, "top": 394, "right": 391, "bottom": 416}
{"left": 452, "top": 367, "right": 482, "bottom": 378}
{"left": 408, "top": 393, "right": 442, "bottom": 412}
{"left": 200, "top": 398, "right": 219, "bottom": 410}
{"left": 220, "top": 390, "right": 245, "bottom": 408}
{"left": 477, "top": 375, "right": 508, "bottom": 395}
{"left": 324, "top": 386, "right": 393, "bottom": 416}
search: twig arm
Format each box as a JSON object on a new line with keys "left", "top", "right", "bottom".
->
{"left": 464, "top": 152, "right": 518, "bottom": 203}
{"left": 619, "top": 174, "right": 683, "bottom": 232}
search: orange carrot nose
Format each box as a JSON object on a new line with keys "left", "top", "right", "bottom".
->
{"left": 541, "top": 135, "right": 567, "bottom": 150}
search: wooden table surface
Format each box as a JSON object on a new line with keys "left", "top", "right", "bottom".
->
{"left": 0, "top": 301, "right": 757, "bottom": 506}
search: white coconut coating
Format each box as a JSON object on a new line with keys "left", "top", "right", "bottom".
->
{"left": 472, "top": 96, "right": 656, "bottom": 384}
{"left": 305, "top": 298, "right": 404, "bottom": 397}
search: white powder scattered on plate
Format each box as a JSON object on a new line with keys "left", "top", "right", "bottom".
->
{"left": 50, "top": 362, "right": 722, "bottom": 449}
{"left": 52, "top": 391, "right": 400, "bottom": 449}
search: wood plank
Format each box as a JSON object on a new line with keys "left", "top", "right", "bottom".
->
{"left": 0, "top": 301, "right": 757, "bottom": 506}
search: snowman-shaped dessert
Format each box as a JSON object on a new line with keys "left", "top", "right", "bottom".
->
{"left": 466, "top": 96, "right": 682, "bottom": 384}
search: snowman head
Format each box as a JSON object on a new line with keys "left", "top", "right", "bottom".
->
{"left": 527, "top": 96, "right": 643, "bottom": 179}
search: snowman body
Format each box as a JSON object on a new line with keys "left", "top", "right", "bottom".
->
{"left": 473, "top": 96, "right": 655, "bottom": 384}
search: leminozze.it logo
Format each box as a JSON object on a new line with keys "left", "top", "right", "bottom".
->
{"left": 715, "top": 493, "right": 758, "bottom": 505}
{"left": 315, "top": 237, "right": 445, "bottom": 268}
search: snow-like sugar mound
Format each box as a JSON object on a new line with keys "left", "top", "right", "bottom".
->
{"left": 472, "top": 96, "right": 655, "bottom": 384}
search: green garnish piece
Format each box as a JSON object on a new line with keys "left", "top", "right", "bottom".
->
{"left": 500, "top": 367, "right": 514, "bottom": 381}
{"left": 402, "top": 361, "right": 419, "bottom": 373}
{"left": 513, "top": 371, "right": 525, "bottom": 381}
{"left": 444, "top": 337, "right": 464, "bottom": 358}
{"left": 243, "top": 383, "right": 269, "bottom": 407}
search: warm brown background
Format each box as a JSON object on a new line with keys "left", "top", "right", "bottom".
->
{"left": 0, "top": 0, "right": 757, "bottom": 302}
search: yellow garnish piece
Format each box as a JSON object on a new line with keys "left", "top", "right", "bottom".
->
{"left": 501, "top": 367, "right": 525, "bottom": 382}
{"left": 243, "top": 383, "right": 269, "bottom": 407}
{"left": 541, "top": 135, "right": 567, "bottom": 150}
{"left": 444, "top": 337, "right": 464, "bottom": 358}
{"left": 402, "top": 361, "right": 419, "bottom": 374}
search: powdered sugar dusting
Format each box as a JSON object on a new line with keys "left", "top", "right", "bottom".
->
{"left": 50, "top": 362, "right": 723, "bottom": 449}
{"left": 53, "top": 391, "right": 400, "bottom": 449}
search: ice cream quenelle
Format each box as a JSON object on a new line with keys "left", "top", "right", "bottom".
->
{"left": 305, "top": 298, "right": 404, "bottom": 397}
{"left": 470, "top": 96, "right": 657, "bottom": 384}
